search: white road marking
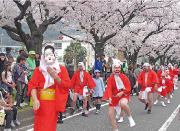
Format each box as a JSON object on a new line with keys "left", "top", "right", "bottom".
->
{"left": 26, "top": 102, "right": 109, "bottom": 131}
{"left": 158, "top": 105, "right": 180, "bottom": 131}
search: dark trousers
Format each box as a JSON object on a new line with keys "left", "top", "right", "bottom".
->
{"left": 15, "top": 81, "right": 23, "bottom": 106}
{"left": 23, "top": 84, "right": 29, "bottom": 102}
{"left": 5, "top": 106, "right": 17, "bottom": 129}
{"left": 68, "top": 71, "right": 74, "bottom": 79}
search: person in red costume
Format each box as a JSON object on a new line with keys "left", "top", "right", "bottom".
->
{"left": 134, "top": 63, "right": 158, "bottom": 114}
{"left": 157, "top": 66, "right": 164, "bottom": 79}
{"left": 165, "top": 70, "right": 173, "bottom": 103}
{"left": 70, "top": 62, "right": 95, "bottom": 117}
{"left": 168, "top": 63, "right": 175, "bottom": 98}
{"left": 154, "top": 73, "right": 170, "bottom": 107}
{"left": 103, "top": 63, "right": 135, "bottom": 131}
{"left": 27, "top": 45, "right": 71, "bottom": 131}
{"left": 174, "top": 64, "right": 179, "bottom": 76}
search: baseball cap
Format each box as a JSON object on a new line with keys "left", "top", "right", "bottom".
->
{"left": 94, "top": 70, "right": 101, "bottom": 73}
{"left": 6, "top": 47, "right": 11, "bottom": 52}
{"left": 0, "top": 53, "right": 5, "bottom": 56}
{"left": 29, "top": 51, "right": 36, "bottom": 55}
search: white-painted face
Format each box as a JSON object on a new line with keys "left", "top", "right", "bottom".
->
{"left": 44, "top": 48, "right": 55, "bottom": 64}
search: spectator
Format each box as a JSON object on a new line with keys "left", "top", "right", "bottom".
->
{"left": 1, "top": 61, "right": 16, "bottom": 104}
{"left": 65, "top": 53, "right": 74, "bottom": 79}
{"left": 101, "top": 55, "right": 106, "bottom": 80}
{"left": 94, "top": 56, "right": 101, "bottom": 71}
{"left": 86, "top": 65, "right": 91, "bottom": 72}
{"left": 25, "top": 50, "right": 36, "bottom": 80}
{"left": 12, "top": 55, "right": 25, "bottom": 109}
{"left": 21, "top": 51, "right": 30, "bottom": 104}
{"left": 5, "top": 47, "right": 12, "bottom": 60}
{"left": 122, "top": 59, "right": 128, "bottom": 75}
{"left": 106, "top": 57, "right": 113, "bottom": 79}
{"left": 134, "top": 64, "right": 143, "bottom": 92}
{"left": 140, "top": 62, "right": 144, "bottom": 69}
{"left": 0, "top": 88, "right": 20, "bottom": 131}
{"left": 8, "top": 56, "right": 14, "bottom": 71}
{"left": 19, "top": 50, "right": 24, "bottom": 56}
{"left": 151, "top": 63, "right": 154, "bottom": 70}
{"left": 128, "top": 64, "right": 136, "bottom": 96}
{"left": 154, "top": 63, "right": 160, "bottom": 72}
{"left": 35, "top": 52, "right": 40, "bottom": 67}
{"left": 0, "top": 53, "right": 6, "bottom": 86}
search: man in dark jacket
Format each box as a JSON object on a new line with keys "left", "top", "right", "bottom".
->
{"left": 0, "top": 53, "right": 6, "bottom": 86}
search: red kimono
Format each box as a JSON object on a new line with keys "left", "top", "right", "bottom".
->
{"left": 71, "top": 70, "right": 96, "bottom": 95}
{"left": 174, "top": 68, "right": 179, "bottom": 76}
{"left": 169, "top": 69, "right": 175, "bottom": 79}
{"left": 158, "top": 78, "right": 169, "bottom": 97}
{"left": 166, "top": 76, "right": 174, "bottom": 93}
{"left": 137, "top": 70, "right": 158, "bottom": 93}
{"left": 157, "top": 71, "right": 162, "bottom": 79}
{"left": 27, "top": 65, "right": 71, "bottom": 131}
{"left": 103, "top": 74, "right": 131, "bottom": 107}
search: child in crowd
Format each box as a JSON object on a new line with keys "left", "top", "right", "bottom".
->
{"left": 1, "top": 62, "right": 16, "bottom": 104}
{"left": 154, "top": 73, "right": 170, "bottom": 107}
{"left": 8, "top": 56, "right": 14, "bottom": 71}
{"left": 173, "top": 75, "right": 178, "bottom": 90}
{"left": 92, "top": 70, "right": 105, "bottom": 114}
{"left": 0, "top": 88, "right": 20, "bottom": 131}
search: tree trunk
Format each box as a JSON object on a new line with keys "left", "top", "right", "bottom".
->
{"left": 94, "top": 42, "right": 104, "bottom": 60}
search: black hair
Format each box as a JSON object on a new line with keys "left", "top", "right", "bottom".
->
{"left": 44, "top": 45, "right": 55, "bottom": 53}
{"left": 67, "top": 52, "right": 71, "bottom": 55}
{"left": 137, "top": 64, "right": 139, "bottom": 68}
{"left": 0, "top": 88, "right": 9, "bottom": 98}
{"left": 102, "top": 55, "right": 105, "bottom": 57}
{"left": 17, "top": 55, "right": 25, "bottom": 63}
{"left": 19, "top": 49, "right": 24, "bottom": 54}
{"left": 3, "top": 61, "right": 12, "bottom": 79}
{"left": 8, "top": 56, "right": 13, "bottom": 60}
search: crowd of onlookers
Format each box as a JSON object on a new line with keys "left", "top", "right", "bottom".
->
{"left": 0, "top": 47, "right": 40, "bottom": 131}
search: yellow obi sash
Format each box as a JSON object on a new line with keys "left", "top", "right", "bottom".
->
{"left": 40, "top": 88, "right": 55, "bottom": 100}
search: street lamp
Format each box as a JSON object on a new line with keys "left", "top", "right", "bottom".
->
{"left": 1, "top": 32, "right": 3, "bottom": 52}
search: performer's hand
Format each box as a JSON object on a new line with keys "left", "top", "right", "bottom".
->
{"left": 117, "top": 92, "right": 123, "bottom": 98}
{"left": 47, "top": 67, "right": 58, "bottom": 79}
{"left": 134, "top": 84, "right": 138, "bottom": 88}
{"left": 109, "top": 98, "right": 112, "bottom": 105}
{"left": 154, "top": 86, "right": 158, "bottom": 92}
{"left": 33, "top": 99, "right": 40, "bottom": 110}
{"left": 91, "top": 89, "right": 94, "bottom": 94}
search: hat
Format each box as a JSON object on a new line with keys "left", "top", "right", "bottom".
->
{"left": 123, "top": 59, "right": 127, "bottom": 62}
{"left": 94, "top": 70, "right": 101, "bottom": 73}
{"left": 6, "top": 47, "right": 11, "bottom": 52}
{"left": 143, "top": 63, "right": 150, "bottom": 67}
{"left": 0, "top": 53, "right": 5, "bottom": 56}
{"left": 29, "top": 51, "right": 36, "bottom": 55}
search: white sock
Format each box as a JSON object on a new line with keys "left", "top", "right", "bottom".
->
{"left": 115, "top": 129, "right": 118, "bottom": 131}
{"left": 120, "top": 117, "right": 123, "bottom": 120}
{"left": 128, "top": 116, "right": 132, "bottom": 121}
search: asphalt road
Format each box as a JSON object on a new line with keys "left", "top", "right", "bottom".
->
{"left": 56, "top": 85, "right": 180, "bottom": 131}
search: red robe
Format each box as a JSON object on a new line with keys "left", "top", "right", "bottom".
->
{"left": 27, "top": 65, "right": 71, "bottom": 131}
{"left": 157, "top": 71, "right": 162, "bottom": 79}
{"left": 174, "top": 68, "right": 179, "bottom": 76}
{"left": 137, "top": 70, "right": 158, "bottom": 93}
{"left": 71, "top": 70, "right": 96, "bottom": 95}
{"left": 166, "top": 75, "right": 174, "bottom": 93}
{"left": 169, "top": 69, "right": 175, "bottom": 79}
{"left": 158, "top": 78, "right": 169, "bottom": 97}
{"left": 102, "top": 74, "right": 131, "bottom": 107}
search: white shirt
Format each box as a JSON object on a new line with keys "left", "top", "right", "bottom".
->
{"left": 2, "top": 71, "right": 12, "bottom": 83}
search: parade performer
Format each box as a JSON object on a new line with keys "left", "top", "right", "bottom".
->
{"left": 154, "top": 73, "right": 170, "bottom": 107}
{"left": 27, "top": 45, "right": 71, "bottom": 131}
{"left": 134, "top": 63, "right": 158, "bottom": 114}
{"left": 173, "top": 75, "right": 178, "bottom": 90}
{"left": 165, "top": 70, "right": 173, "bottom": 103}
{"left": 103, "top": 63, "right": 135, "bottom": 131}
{"left": 157, "top": 66, "right": 164, "bottom": 79}
{"left": 70, "top": 62, "right": 96, "bottom": 117}
{"left": 92, "top": 70, "right": 105, "bottom": 114}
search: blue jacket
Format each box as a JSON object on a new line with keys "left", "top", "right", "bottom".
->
{"left": 92, "top": 77, "right": 105, "bottom": 97}
{"left": 94, "top": 60, "right": 101, "bottom": 71}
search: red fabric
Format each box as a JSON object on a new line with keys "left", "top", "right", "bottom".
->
{"left": 166, "top": 76, "right": 174, "bottom": 93}
{"left": 157, "top": 78, "right": 169, "bottom": 97}
{"left": 174, "top": 68, "right": 179, "bottom": 76}
{"left": 137, "top": 70, "right": 158, "bottom": 93}
{"left": 169, "top": 69, "right": 175, "bottom": 79}
{"left": 71, "top": 70, "right": 96, "bottom": 95}
{"left": 157, "top": 71, "right": 162, "bottom": 79}
{"left": 102, "top": 74, "right": 131, "bottom": 107}
{"left": 27, "top": 65, "right": 71, "bottom": 131}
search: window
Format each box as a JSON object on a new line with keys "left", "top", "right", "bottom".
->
{"left": 54, "top": 43, "right": 62, "bottom": 49}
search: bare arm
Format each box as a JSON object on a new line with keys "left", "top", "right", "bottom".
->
{"left": 31, "top": 89, "right": 40, "bottom": 110}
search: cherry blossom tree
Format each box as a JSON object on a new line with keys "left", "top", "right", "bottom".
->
{"left": 0, "top": 0, "right": 69, "bottom": 52}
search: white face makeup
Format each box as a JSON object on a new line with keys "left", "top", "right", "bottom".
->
{"left": 113, "top": 65, "right": 121, "bottom": 75}
{"left": 44, "top": 48, "right": 55, "bottom": 64}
